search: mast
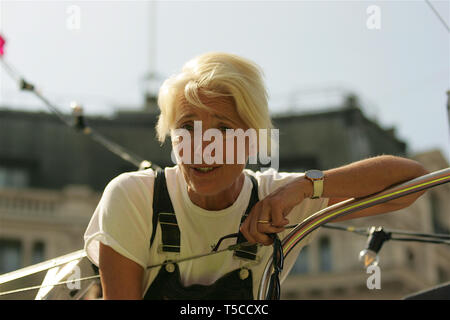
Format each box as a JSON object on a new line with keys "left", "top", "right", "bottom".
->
{"left": 144, "top": 1, "right": 159, "bottom": 112}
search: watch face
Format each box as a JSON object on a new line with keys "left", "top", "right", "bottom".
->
{"left": 307, "top": 170, "right": 324, "bottom": 179}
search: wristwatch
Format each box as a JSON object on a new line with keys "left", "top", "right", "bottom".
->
{"left": 304, "top": 169, "right": 325, "bottom": 199}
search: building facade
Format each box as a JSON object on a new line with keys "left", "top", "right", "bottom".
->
{"left": 0, "top": 96, "right": 447, "bottom": 299}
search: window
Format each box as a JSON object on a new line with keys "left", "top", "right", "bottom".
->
{"left": 437, "top": 267, "right": 449, "bottom": 283}
{"left": 406, "top": 248, "right": 415, "bottom": 266}
{"left": 291, "top": 246, "right": 309, "bottom": 274}
{"left": 430, "top": 193, "right": 447, "bottom": 234}
{"left": 0, "top": 166, "right": 30, "bottom": 188}
{"left": 0, "top": 239, "right": 23, "bottom": 274}
{"left": 32, "top": 241, "right": 45, "bottom": 265}
{"left": 319, "top": 237, "right": 332, "bottom": 272}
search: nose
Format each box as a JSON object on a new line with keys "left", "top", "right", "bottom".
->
{"left": 193, "top": 128, "right": 224, "bottom": 165}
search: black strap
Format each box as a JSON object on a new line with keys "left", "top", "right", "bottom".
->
{"left": 233, "top": 174, "right": 259, "bottom": 260}
{"left": 150, "top": 169, "right": 260, "bottom": 260}
{"left": 150, "top": 168, "right": 162, "bottom": 248}
{"left": 150, "top": 168, "right": 180, "bottom": 253}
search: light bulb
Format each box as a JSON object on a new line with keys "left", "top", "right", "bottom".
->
{"left": 70, "top": 101, "right": 83, "bottom": 116}
{"left": 359, "top": 248, "right": 379, "bottom": 268}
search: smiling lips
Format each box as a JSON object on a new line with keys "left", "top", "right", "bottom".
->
{"left": 191, "top": 166, "right": 221, "bottom": 174}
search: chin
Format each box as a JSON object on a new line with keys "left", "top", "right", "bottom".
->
{"left": 181, "top": 164, "right": 243, "bottom": 196}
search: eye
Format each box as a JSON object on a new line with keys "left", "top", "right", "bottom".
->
{"left": 180, "top": 123, "right": 194, "bottom": 131}
{"left": 219, "top": 125, "right": 232, "bottom": 132}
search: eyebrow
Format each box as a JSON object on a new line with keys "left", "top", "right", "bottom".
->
{"left": 177, "top": 113, "right": 197, "bottom": 122}
{"left": 214, "top": 113, "right": 240, "bottom": 126}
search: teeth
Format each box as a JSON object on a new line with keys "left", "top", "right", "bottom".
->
{"left": 195, "top": 167, "right": 215, "bottom": 172}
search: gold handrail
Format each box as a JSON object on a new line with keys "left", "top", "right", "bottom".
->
{"left": 258, "top": 167, "right": 450, "bottom": 299}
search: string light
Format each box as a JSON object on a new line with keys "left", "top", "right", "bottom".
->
{"left": 358, "top": 226, "right": 391, "bottom": 268}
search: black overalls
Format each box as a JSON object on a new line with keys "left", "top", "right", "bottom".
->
{"left": 143, "top": 168, "right": 260, "bottom": 300}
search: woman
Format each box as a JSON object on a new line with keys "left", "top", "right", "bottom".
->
{"left": 83, "top": 52, "right": 428, "bottom": 300}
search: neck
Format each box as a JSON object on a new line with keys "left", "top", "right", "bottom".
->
{"left": 187, "top": 173, "right": 245, "bottom": 210}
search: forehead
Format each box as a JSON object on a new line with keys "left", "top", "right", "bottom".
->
{"left": 176, "top": 93, "right": 245, "bottom": 126}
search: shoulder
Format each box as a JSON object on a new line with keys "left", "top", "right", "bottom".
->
{"left": 102, "top": 168, "right": 157, "bottom": 203}
{"left": 109, "top": 168, "right": 156, "bottom": 187}
{"left": 84, "top": 169, "right": 158, "bottom": 270}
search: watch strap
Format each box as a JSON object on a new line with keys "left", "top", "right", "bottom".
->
{"left": 311, "top": 179, "right": 323, "bottom": 199}
{"left": 305, "top": 170, "right": 324, "bottom": 199}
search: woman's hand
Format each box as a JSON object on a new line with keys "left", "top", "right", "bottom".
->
{"left": 240, "top": 177, "right": 312, "bottom": 245}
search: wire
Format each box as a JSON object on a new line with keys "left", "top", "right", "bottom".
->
{"left": 0, "top": 275, "right": 100, "bottom": 297}
{"left": 1, "top": 224, "right": 448, "bottom": 297}
{"left": 390, "top": 236, "right": 450, "bottom": 245}
{"left": 425, "top": 0, "right": 450, "bottom": 33}
{"left": 0, "top": 56, "right": 160, "bottom": 171}
{"left": 322, "top": 224, "right": 369, "bottom": 236}
{"left": 388, "top": 229, "right": 450, "bottom": 240}
{"left": 0, "top": 240, "right": 257, "bottom": 297}
{"left": 322, "top": 223, "right": 450, "bottom": 245}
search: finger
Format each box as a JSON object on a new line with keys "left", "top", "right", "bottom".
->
{"left": 249, "top": 202, "right": 273, "bottom": 245}
{"left": 270, "top": 205, "right": 289, "bottom": 227}
{"left": 240, "top": 227, "right": 258, "bottom": 244}
{"left": 240, "top": 220, "right": 258, "bottom": 244}
{"left": 240, "top": 204, "right": 260, "bottom": 244}
{"left": 257, "top": 223, "right": 285, "bottom": 234}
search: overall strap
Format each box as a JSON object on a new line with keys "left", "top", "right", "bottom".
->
{"left": 234, "top": 173, "right": 259, "bottom": 261}
{"left": 150, "top": 169, "right": 260, "bottom": 259}
{"left": 150, "top": 168, "right": 180, "bottom": 253}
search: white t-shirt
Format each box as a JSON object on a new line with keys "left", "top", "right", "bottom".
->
{"left": 83, "top": 165, "right": 329, "bottom": 299}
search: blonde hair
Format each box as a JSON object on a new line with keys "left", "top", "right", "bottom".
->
{"left": 156, "top": 52, "right": 274, "bottom": 145}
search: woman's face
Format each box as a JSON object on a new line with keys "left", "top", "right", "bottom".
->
{"left": 172, "top": 94, "right": 251, "bottom": 197}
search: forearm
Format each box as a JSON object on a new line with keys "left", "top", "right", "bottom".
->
{"left": 241, "top": 155, "right": 429, "bottom": 244}
{"left": 308, "top": 155, "right": 429, "bottom": 199}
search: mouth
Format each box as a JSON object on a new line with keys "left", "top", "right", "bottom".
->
{"left": 190, "top": 166, "right": 221, "bottom": 175}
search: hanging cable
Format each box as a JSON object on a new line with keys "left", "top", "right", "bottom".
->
{"left": 0, "top": 34, "right": 160, "bottom": 171}
{"left": 424, "top": 0, "right": 450, "bottom": 33}
{"left": 323, "top": 224, "right": 450, "bottom": 241}
{"left": 322, "top": 223, "right": 450, "bottom": 244}
{"left": 322, "top": 223, "right": 450, "bottom": 269}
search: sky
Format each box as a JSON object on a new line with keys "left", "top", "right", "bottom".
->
{"left": 0, "top": 0, "right": 449, "bottom": 162}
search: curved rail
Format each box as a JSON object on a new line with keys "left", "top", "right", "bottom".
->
{"left": 257, "top": 167, "right": 450, "bottom": 299}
